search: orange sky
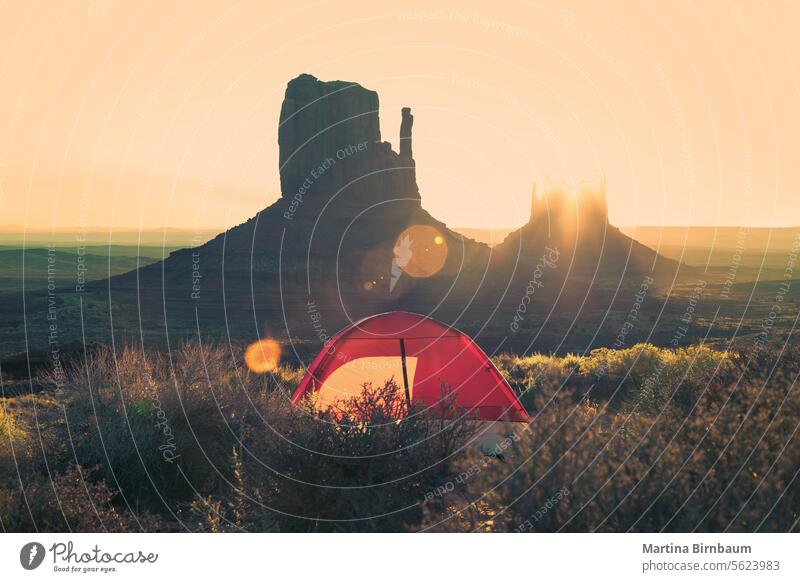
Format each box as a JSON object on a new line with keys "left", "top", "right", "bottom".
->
{"left": 0, "top": 0, "right": 798, "bottom": 232}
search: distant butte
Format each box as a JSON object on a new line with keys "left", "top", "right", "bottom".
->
{"left": 86, "top": 74, "right": 684, "bottom": 354}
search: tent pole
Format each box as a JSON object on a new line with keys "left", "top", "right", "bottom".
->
{"left": 399, "top": 338, "right": 412, "bottom": 411}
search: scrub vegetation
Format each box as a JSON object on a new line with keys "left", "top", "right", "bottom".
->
{"left": 1, "top": 340, "right": 797, "bottom": 532}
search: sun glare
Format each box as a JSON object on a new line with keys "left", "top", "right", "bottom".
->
{"left": 245, "top": 338, "right": 282, "bottom": 373}
{"left": 395, "top": 225, "right": 448, "bottom": 279}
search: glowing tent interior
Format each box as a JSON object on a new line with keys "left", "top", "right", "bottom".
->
{"left": 291, "top": 311, "right": 529, "bottom": 422}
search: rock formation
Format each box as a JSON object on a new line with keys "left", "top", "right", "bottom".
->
{"left": 494, "top": 174, "right": 679, "bottom": 294}
{"left": 102, "top": 74, "right": 488, "bottom": 339}
{"left": 78, "top": 74, "right": 682, "bottom": 356}
{"left": 278, "top": 74, "right": 419, "bottom": 209}
{"left": 400, "top": 107, "right": 413, "bottom": 160}
{"left": 528, "top": 176, "right": 609, "bottom": 231}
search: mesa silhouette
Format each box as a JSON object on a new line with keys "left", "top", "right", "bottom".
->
{"left": 93, "top": 74, "right": 682, "bottom": 352}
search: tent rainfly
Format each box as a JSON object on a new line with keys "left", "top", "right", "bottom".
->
{"left": 291, "top": 311, "right": 529, "bottom": 422}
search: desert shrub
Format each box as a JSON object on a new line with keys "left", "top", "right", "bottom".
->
{"left": 37, "top": 342, "right": 298, "bottom": 513}
{"left": 0, "top": 393, "right": 66, "bottom": 489}
{"left": 25, "top": 344, "right": 474, "bottom": 532}
{"left": 495, "top": 344, "right": 733, "bottom": 412}
{"left": 494, "top": 353, "right": 585, "bottom": 410}
{"left": 0, "top": 404, "right": 21, "bottom": 456}
{"left": 0, "top": 464, "right": 161, "bottom": 532}
{"left": 3, "top": 340, "right": 797, "bottom": 532}
{"left": 190, "top": 379, "right": 475, "bottom": 532}
{"left": 0, "top": 405, "right": 15, "bottom": 435}
{"left": 582, "top": 343, "right": 664, "bottom": 379}
{"left": 422, "top": 345, "right": 800, "bottom": 532}
{"left": 0, "top": 405, "right": 21, "bottom": 480}
{"left": 621, "top": 344, "right": 734, "bottom": 414}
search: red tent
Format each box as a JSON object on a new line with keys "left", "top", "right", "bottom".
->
{"left": 291, "top": 311, "right": 529, "bottom": 422}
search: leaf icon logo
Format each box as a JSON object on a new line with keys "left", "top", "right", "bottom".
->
{"left": 20, "top": 542, "right": 46, "bottom": 570}
{"left": 390, "top": 234, "right": 413, "bottom": 292}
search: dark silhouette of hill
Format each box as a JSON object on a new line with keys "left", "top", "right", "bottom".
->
{"left": 104, "top": 74, "right": 493, "bottom": 341}
{"left": 0, "top": 74, "right": 688, "bottom": 359}
{"left": 493, "top": 178, "right": 680, "bottom": 292}
{"left": 90, "top": 75, "right": 683, "bottom": 344}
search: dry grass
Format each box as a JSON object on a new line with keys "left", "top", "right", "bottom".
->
{"left": 1, "top": 340, "right": 797, "bottom": 532}
{"left": 426, "top": 344, "right": 799, "bottom": 532}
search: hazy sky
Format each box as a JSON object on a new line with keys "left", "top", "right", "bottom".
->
{"left": 1, "top": 0, "right": 798, "bottom": 231}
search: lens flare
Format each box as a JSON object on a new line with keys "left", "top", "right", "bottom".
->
{"left": 395, "top": 225, "right": 448, "bottom": 279}
{"left": 245, "top": 338, "right": 281, "bottom": 373}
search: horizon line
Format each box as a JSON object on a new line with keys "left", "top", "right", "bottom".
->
{"left": 1, "top": 223, "right": 799, "bottom": 233}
